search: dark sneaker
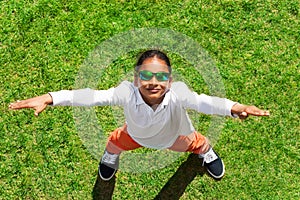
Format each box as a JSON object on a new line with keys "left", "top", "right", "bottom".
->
{"left": 199, "top": 147, "right": 225, "bottom": 179}
{"left": 99, "top": 150, "right": 119, "bottom": 181}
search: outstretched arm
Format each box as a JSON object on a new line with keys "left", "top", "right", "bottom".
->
{"left": 9, "top": 94, "right": 53, "bottom": 116}
{"left": 231, "top": 103, "right": 270, "bottom": 119}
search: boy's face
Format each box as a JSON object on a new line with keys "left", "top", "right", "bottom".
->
{"left": 135, "top": 57, "right": 172, "bottom": 106}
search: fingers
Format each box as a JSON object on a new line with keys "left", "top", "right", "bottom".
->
{"left": 233, "top": 105, "right": 270, "bottom": 119}
{"left": 237, "top": 111, "right": 248, "bottom": 119}
{"left": 9, "top": 100, "right": 29, "bottom": 110}
{"left": 9, "top": 99, "right": 48, "bottom": 116}
{"left": 34, "top": 104, "right": 47, "bottom": 116}
{"left": 241, "top": 111, "right": 248, "bottom": 116}
{"left": 256, "top": 110, "right": 270, "bottom": 116}
{"left": 245, "top": 106, "right": 270, "bottom": 116}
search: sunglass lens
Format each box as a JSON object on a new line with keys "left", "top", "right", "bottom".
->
{"left": 156, "top": 72, "right": 169, "bottom": 81}
{"left": 139, "top": 71, "right": 153, "bottom": 81}
{"left": 139, "top": 70, "right": 170, "bottom": 81}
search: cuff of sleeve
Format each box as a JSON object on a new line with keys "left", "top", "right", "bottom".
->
{"left": 47, "top": 93, "right": 54, "bottom": 106}
{"left": 230, "top": 102, "right": 240, "bottom": 118}
{"left": 231, "top": 113, "right": 239, "bottom": 118}
{"left": 48, "top": 92, "right": 57, "bottom": 106}
{"left": 48, "top": 91, "right": 72, "bottom": 106}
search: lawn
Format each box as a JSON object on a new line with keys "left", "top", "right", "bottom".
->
{"left": 1, "top": 0, "right": 299, "bottom": 199}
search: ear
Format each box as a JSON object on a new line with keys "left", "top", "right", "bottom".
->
{"left": 169, "top": 76, "right": 173, "bottom": 83}
{"left": 167, "top": 76, "right": 173, "bottom": 88}
{"left": 134, "top": 73, "right": 138, "bottom": 87}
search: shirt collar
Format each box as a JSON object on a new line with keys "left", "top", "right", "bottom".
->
{"left": 161, "top": 89, "right": 171, "bottom": 107}
{"left": 134, "top": 86, "right": 145, "bottom": 105}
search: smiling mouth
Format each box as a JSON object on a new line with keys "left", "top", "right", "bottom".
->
{"left": 147, "top": 88, "right": 160, "bottom": 93}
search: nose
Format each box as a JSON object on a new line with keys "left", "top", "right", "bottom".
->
{"left": 149, "top": 76, "right": 159, "bottom": 85}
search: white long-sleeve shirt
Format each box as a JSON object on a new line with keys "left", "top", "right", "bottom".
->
{"left": 49, "top": 81, "right": 236, "bottom": 149}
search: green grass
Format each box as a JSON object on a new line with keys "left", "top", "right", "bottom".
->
{"left": 1, "top": 0, "right": 299, "bottom": 199}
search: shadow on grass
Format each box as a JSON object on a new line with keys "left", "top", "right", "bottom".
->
{"left": 154, "top": 154, "right": 206, "bottom": 200}
{"left": 92, "top": 154, "right": 207, "bottom": 200}
{"left": 92, "top": 173, "right": 116, "bottom": 200}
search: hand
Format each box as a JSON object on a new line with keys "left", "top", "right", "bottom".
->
{"left": 231, "top": 103, "right": 270, "bottom": 119}
{"left": 9, "top": 94, "right": 53, "bottom": 116}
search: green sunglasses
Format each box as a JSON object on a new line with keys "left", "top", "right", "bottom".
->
{"left": 138, "top": 70, "right": 170, "bottom": 82}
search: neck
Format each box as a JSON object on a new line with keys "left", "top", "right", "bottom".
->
{"left": 151, "top": 104, "right": 159, "bottom": 111}
{"left": 143, "top": 96, "right": 164, "bottom": 107}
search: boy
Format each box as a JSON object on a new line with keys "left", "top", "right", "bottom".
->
{"left": 9, "top": 50, "right": 270, "bottom": 181}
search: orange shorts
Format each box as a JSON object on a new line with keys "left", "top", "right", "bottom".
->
{"left": 106, "top": 124, "right": 209, "bottom": 155}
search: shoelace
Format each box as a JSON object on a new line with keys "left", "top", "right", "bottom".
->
{"left": 201, "top": 148, "right": 218, "bottom": 165}
{"left": 102, "top": 151, "right": 119, "bottom": 165}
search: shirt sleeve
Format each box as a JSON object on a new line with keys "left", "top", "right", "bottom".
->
{"left": 172, "top": 82, "right": 236, "bottom": 116}
{"left": 49, "top": 81, "right": 132, "bottom": 107}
